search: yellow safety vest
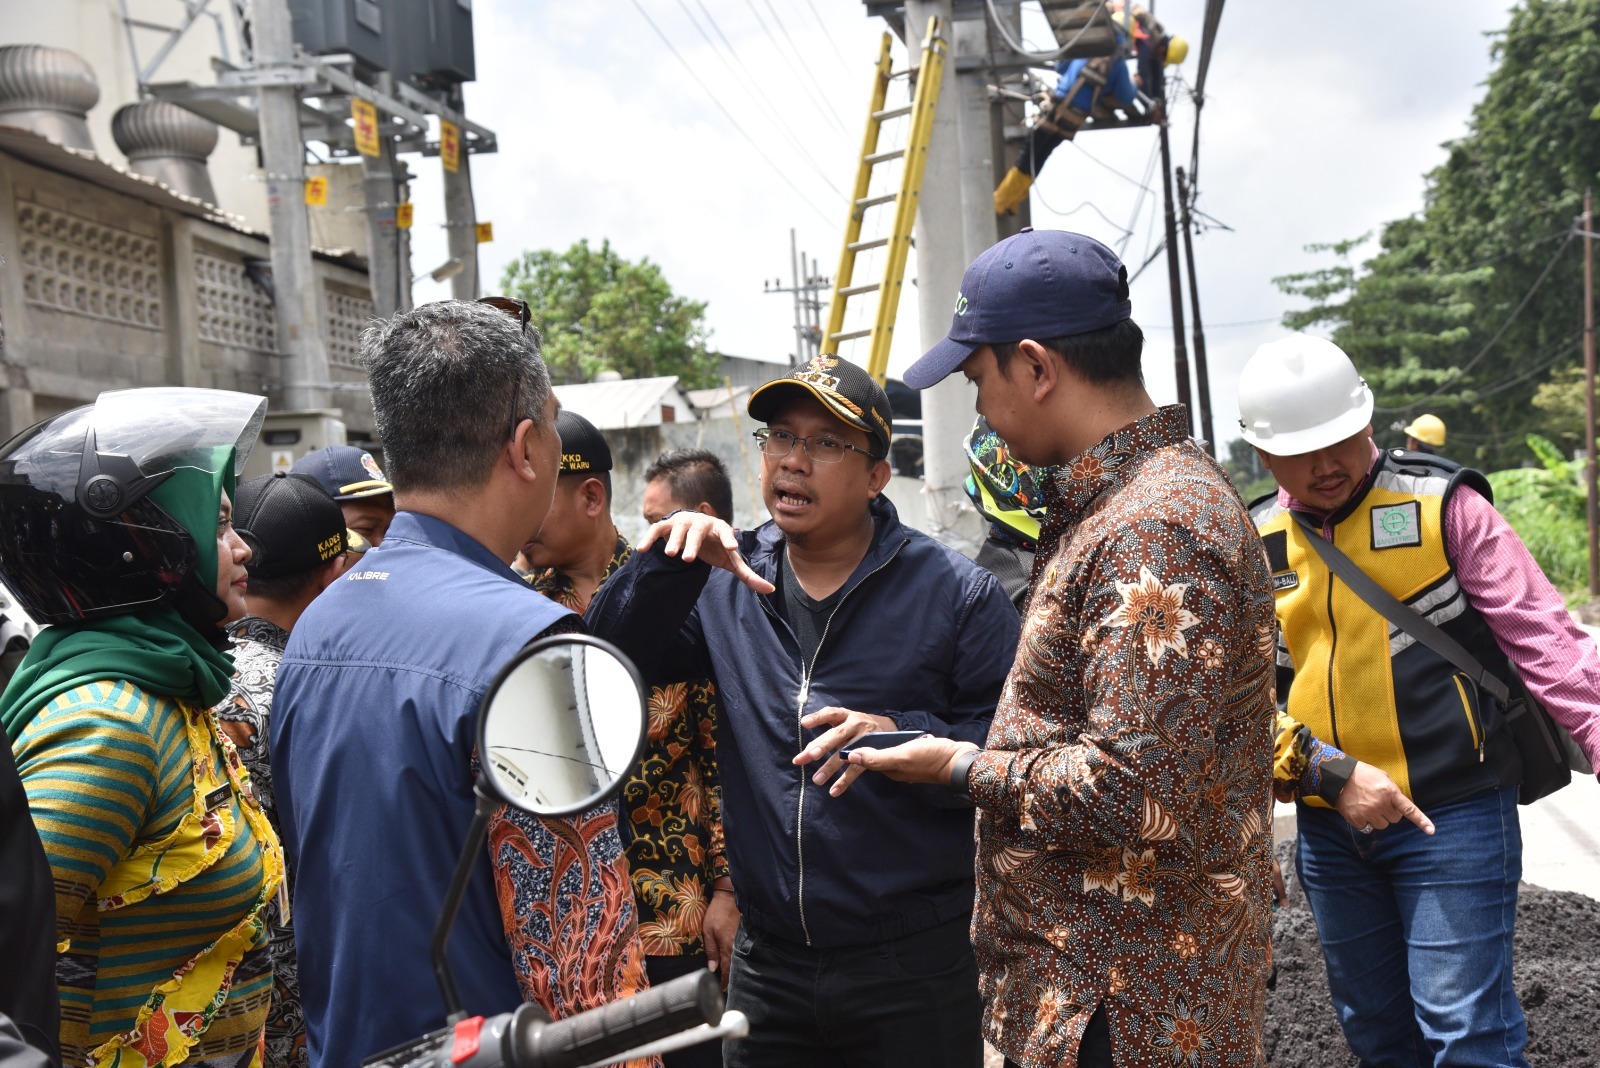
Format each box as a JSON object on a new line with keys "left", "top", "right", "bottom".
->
{"left": 1252, "top": 452, "right": 1522, "bottom": 809}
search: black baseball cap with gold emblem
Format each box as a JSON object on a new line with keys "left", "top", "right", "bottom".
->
{"left": 555, "top": 410, "right": 613, "bottom": 474}
{"left": 747, "top": 355, "right": 893, "bottom": 458}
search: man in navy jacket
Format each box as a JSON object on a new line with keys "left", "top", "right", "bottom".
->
{"left": 272, "top": 301, "right": 599, "bottom": 1068}
{"left": 589, "top": 356, "right": 1021, "bottom": 1068}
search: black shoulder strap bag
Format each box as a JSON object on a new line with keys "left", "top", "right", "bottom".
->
{"left": 1290, "top": 511, "right": 1591, "bottom": 805}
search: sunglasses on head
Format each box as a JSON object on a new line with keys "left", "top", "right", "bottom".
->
{"left": 477, "top": 296, "right": 531, "bottom": 436}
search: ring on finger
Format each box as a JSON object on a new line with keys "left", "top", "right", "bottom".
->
{"left": 1360, "top": 823, "right": 1374, "bottom": 834}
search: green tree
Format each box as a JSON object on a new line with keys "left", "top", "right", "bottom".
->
{"left": 1488, "top": 434, "right": 1590, "bottom": 592}
{"left": 1274, "top": 0, "right": 1600, "bottom": 469}
{"left": 500, "top": 239, "right": 720, "bottom": 388}
{"left": 1530, "top": 366, "right": 1588, "bottom": 450}
{"left": 1222, "top": 437, "right": 1276, "bottom": 502}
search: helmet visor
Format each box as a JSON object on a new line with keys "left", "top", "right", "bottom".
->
{"left": 88, "top": 388, "right": 266, "bottom": 477}
{"left": 0, "top": 492, "right": 194, "bottom": 623}
{"left": 0, "top": 388, "right": 266, "bottom": 499}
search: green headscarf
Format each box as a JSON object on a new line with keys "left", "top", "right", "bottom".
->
{"left": 1, "top": 450, "right": 238, "bottom": 743}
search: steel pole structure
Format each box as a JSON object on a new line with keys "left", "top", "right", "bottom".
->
{"left": 1156, "top": 118, "right": 1193, "bottom": 434}
{"left": 1584, "top": 189, "right": 1597, "bottom": 595}
{"left": 444, "top": 85, "right": 480, "bottom": 300}
{"left": 790, "top": 229, "right": 806, "bottom": 366}
{"left": 254, "top": 0, "right": 329, "bottom": 410}
{"left": 1176, "top": 166, "right": 1213, "bottom": 451}
{"left": 905, "top": 0, "right": 983, "bottom": 551}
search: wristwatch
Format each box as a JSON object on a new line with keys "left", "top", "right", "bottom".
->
{"left": 948, "top": 749, "right": 983, "bottom": 803}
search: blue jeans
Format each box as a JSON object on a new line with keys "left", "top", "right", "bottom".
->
{"left": 1296, "top": 786, "right": 1527, "bottom": 1068}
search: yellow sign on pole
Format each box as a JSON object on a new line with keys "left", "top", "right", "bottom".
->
{"left": 475, "top": 221, "right": 494, "bottom": 244}
{"left": 352, "top": 98, "right": 381, "bottom": 157}
{"left": 440, "top": 120, "right": 461, "bottom": 173}
{"left": 395, "top": 202, "right": 414, "bottom": 229}
{"left": 304, "top": 176, "right": 329, "bottom": 206}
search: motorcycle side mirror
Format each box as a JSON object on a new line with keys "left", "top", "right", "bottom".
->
{"left": 479, "top": 635, "right": 647, "bottom": 814}
{"left": 432, "top": 635, "right": 647, "bottom": 1021}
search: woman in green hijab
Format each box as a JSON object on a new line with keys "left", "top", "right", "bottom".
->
{"left": 0, "top": 388, "right": 284, "bottom": 1068}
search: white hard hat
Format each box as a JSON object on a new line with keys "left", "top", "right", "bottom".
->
{"left": 1236, "top": 335, "right": 1373, "bottom": 456}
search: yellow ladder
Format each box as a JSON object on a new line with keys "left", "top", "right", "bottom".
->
{"left": 822, "top": 16, "right": 946, "bottom": 385}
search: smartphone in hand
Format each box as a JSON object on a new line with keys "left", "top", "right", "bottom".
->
{"left": 839, "top": 730, "right": 928, "bottom": 758}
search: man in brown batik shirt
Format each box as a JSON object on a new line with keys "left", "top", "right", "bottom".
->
{"left": 856, "top": 229, "right": 1278, "bottom": 1068}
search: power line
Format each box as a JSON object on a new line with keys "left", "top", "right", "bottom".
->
{"left": 1117, "top": 134, "right": 1162, "bottom": 259}
{"left": 1127, "top": 239, "right": 1166, "bottom": 286}
{"left": 627, "top": 0, "right": 841, "bottom": 231}
{"left": 1375, "top": 233, "right": 1577, "bottom": 412}
{"left": 679, "top": 0, "right": 849, "bottom": 202}
{"left": 802, "top": 0, "right": 855, "bottom": 77}
{"left": 1469, "top": 335, "right": 1581, "bottom": 399}
{"left": 748, "top": 0, "right": 851, "bottom": 139}
{"left": 1031, "top": 189, "right": 1134, "bottom": 238}
{"left": 983, "top": 0, "right": 1112, "bottom": 62}
{"left": 1067, "top": 137, "right": 1155, "bottom": 195}
{"left": 1143, "top": 316, "right": 1280, "bottom": 331}
{"left": 758, "top": 0, "right": 848, "bottom": 131}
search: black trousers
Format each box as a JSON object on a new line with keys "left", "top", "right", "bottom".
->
{"left": 722, "top": 914, "right": 983, "bottom": 1068}
{"left": 1013, "top": 103, "right": 1086, "bottom": 177}
{"left": 646, "top": 954, "right": 723, "bottom": 1068}
{"left": 1003, "top": 1006, "right": 1112, "bottom": 1068}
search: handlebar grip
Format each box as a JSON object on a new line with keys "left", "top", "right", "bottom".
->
{"left": 508, "top": 970, "right": 724, "bottom": 1068}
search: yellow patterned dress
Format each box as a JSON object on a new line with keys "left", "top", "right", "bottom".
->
{"left": 13, "top": 680, "right": 283, "bottom": 1068}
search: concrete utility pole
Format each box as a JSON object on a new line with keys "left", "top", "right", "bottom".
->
{"left": 362, "top": 74, "right": 412, "bottom": 318}
{"left": 444, "top": 86, "right": 480, "bottom": 300}
{"left": 905, "top": 0, "right": 987, "bottom": 551}
{"left": 1583, "top": 188, "right": 1597, "bottom": 596}
{"left": 253, "top": 0, "right": 330, "bottom": 411}
{"left": 988, "top": 2, "right": 1030, "bottom": 242}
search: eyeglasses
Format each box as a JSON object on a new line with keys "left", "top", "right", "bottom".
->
{"left": 478, "top": 296, "right": 531, "bottom": 437}
{"left": 754, "top": 427, "right": 879, "bottom": 465}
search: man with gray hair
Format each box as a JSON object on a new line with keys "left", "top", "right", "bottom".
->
{"left": 271, "top": 299, "right": 649, "bottom": 1068}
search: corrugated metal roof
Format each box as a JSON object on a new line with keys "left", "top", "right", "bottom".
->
{"left": 553, "top": 376, "right": 692, "bottom": 429}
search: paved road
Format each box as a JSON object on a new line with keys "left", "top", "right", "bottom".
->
{"left": 1518, "top": 770, "right": 1600, "bottom": 900}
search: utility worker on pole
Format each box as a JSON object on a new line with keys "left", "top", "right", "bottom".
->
{"left": 993, "top": 5, "right": 1187, "bottom": 216}
{"left": 1402, "top": 413, "right": 1447, "bottom": 455}
{"left": 1239, "top": 334, "right": 1600, "bottom": 1068}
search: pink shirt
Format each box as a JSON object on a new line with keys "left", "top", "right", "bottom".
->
{"left": 1281, "top": 448, "right": 1600, "bottom": 768}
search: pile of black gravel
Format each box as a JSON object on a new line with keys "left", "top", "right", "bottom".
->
{"left": 1265, "top": 840, "right": 1600, "bottom": 1067}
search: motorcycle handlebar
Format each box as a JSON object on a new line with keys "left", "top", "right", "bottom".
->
{"left": 508, "top": 970, "right": 724, "bottom": 1068}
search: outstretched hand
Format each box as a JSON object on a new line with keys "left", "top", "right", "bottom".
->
{"left": 638, "top": 512, "right": 774, "bottom": 594}
{"left": 1336, "top": 761, "right": 1435, "bottom": 835}
{"left": 848, "top": 736, "right": 977, "bottom": 787}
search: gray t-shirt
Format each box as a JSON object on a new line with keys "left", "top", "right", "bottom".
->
{"left": 776, "top": 548, "right": 844, "bottom": 668}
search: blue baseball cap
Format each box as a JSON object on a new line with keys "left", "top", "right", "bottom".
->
{"left": 290, "top": 445, "right": 392, "bottom": 501}
{"left": 903, "top": 228, "right": 1132, "bottom": 389}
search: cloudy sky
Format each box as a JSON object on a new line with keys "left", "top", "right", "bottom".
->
{"left": 404, "top": 0, "right": 1519, "bottom": 450}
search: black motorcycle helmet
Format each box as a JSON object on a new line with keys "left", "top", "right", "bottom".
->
{"left": 0, "top": 388, "right": 266, "bottom": 627}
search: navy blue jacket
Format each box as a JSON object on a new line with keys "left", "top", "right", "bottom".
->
{"left": 589, "top": 496, "right": 1020, "bottom": 948}
{"left": 271, "top": 512, "right": 573, "bottom": 1068}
